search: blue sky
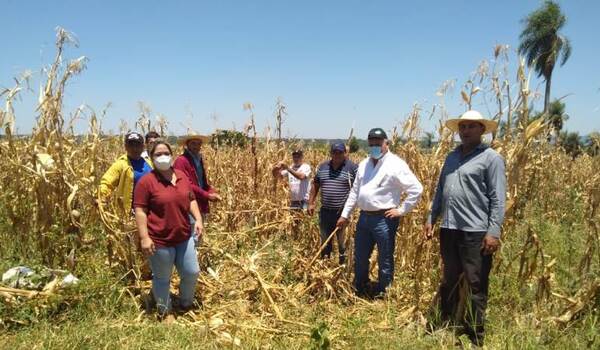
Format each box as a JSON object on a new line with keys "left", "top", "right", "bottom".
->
{"left": 2, "top": 0, "right": 599, "bottom": 138}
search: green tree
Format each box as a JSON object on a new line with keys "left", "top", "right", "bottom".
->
{"left": 560, "top": 130, "right": 582, "bottom": 159}
{"left": 210, "top": 129, "right": 248, "bottom": 148}
{"left": 421, "top": 132, "right": 434, "bottom": 149}
{"left": 348, "top": 136, "right": 360, "bottom": 153}
{"left": 518, "top": 1, "right": 572, "bottom": 114}
{"left": 585, "top": 132, "right": 600, "bottom": 157}
{"left": 547, "top": 99, "right": 569, "bottom": 134}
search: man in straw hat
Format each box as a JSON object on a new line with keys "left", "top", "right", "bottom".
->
{"left": 174, "top": 134, "right": 221, "bottom": 243}
{"left": 336, "top": 128, "right": 423, "bottom": 298}
{"left": 424, "top": 110, "right": 506, "bottom": 347}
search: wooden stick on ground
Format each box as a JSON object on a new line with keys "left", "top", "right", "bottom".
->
{"left": 251, "top": 268, "right": 284, "bottom": 320}
{"left": 306, "top": 227, "right": 340, "bottom": 270}
{"left": 0, "top": 286, "right": 51, "bottom": 298}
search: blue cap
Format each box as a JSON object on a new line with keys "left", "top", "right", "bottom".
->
{"left": 330, "top": 142, "right": 346, "bottom": 152}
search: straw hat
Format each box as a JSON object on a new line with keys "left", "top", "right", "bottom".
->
{"left": 445, "top": 110, "right": 498, "bottom": 134}
{"left": 178, "top": 133, "right": 211, "bottom": 146}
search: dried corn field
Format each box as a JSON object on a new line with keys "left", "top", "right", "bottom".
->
{"left": 1, "top": 29, "right": 599, "bottom": 349}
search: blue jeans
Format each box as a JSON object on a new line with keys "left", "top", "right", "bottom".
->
{"left": 189, "top": 214, "right": 207, "bottom": 246}
{"left": 319, "top": 208, "right": 346, "bottom": 262}
{"left": 148, "top": 235, "right": 200, "bottom": 314}
{"left": 353, "top": 212, "right": 400, "bottom": 295}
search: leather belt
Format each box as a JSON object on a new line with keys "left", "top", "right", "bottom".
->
{"left": 360, "top": 209, "right": 393, "bottom": 216}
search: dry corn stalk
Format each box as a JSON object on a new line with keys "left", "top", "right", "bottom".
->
{"left": 1, "top": 32, "right": 598, "bottom": 338}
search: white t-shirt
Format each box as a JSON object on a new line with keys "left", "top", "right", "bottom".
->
{"left": 281, "top": 163, "right": 311, "bottom": 201}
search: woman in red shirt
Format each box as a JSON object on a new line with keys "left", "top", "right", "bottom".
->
{"left": 134, "top": 141, "right": 203, "bottom": 316}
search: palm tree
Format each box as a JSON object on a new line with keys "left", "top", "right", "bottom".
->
{"left": 547, "top": 99, "right": 569, "bottom": 134}
{"left": 560, "top": 131, "right": 582, "bottom": 159}
{"left": 585, "top": 132, "right": 600, "bottom": 157}
{"left": 518, "top": 1, "right": 572, "bottom": 114}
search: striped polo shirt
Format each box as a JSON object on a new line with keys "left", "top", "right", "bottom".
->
{"left": 314, "top": 159, "right": 358, "bottom": 209}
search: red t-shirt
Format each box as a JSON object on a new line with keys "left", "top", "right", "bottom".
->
{"left": 133, "top": 169, "right": 193, "bottom": 247}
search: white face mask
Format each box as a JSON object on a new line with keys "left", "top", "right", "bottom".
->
{"left": 153, "top": 155, "right": 172, "bottom": 171}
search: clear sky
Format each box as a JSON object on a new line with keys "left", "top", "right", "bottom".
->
{"left": 2, "top": 0, "right": 599, "bottom": 138}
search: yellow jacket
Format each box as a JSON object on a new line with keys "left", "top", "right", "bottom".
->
{"left": 99, "top": 154, "right": 153, "bottom": 216}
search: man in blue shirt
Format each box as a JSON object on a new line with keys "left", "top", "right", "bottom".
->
{"left": 308, "top": 143, "right": 357, "bottom": 265}
{"left": 424, "top": 110, "right": 506, "bottom": 347}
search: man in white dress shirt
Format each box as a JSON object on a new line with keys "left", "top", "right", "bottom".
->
{"left": 337, "top": 128, "right": 423, "bottom": 297}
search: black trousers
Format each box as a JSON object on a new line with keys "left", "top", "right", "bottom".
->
{"left": 439, "top": 228, "right": 492, "bottom": 345}
{"left": 319, "top": 208, "right": 346, "bottom": 262}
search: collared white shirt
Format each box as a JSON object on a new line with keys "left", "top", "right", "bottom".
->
{"left": 341, "top": 152, "right": 423, "bottom": 219}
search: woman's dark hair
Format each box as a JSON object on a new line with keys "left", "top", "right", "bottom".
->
{"left": 149, "top": 140, "right": 173, "bottom": 157}
{"left": 145, "top": 131, "right": 161, "bottom": 142}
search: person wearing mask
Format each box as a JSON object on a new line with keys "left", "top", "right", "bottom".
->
{"left": 134, "top": 140, "right": 203, "bottom": 318}
{"left": 337, "top": 128, "right": 423, "bottom": 297}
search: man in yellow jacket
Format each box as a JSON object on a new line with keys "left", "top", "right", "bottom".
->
{"left": 99, "top": 132, "right": 154, "bottom": 217}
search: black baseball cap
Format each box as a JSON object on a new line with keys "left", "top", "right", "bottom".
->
{"left": 124, "top": 131, "right": 144, "bottom": 144}
{"left": 368, "top": 128, "right": 387, "bottom": 139}
{"left": 292, "top": 149, "right": 303, "bottom": 156}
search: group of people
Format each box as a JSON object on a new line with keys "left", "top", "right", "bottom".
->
{"left": 100, "top": 110, "right": 506, "bottom": 346}
{"left": 99, "top": 132, "right": 221, "bottom": 317}
{"left": 270, "top": 111, "right": 505, "bottom": 346}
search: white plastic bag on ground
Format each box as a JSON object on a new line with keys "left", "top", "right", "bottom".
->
{"left": 2, "top": 266, "right": 34, "bottom": 287}
{"left": 61, "top": 273, "right": 80, "bottom": 287}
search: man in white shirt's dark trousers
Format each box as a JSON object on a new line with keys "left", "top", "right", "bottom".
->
{"left": 337, "top": 128, "right": 423, "bottom": 297}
